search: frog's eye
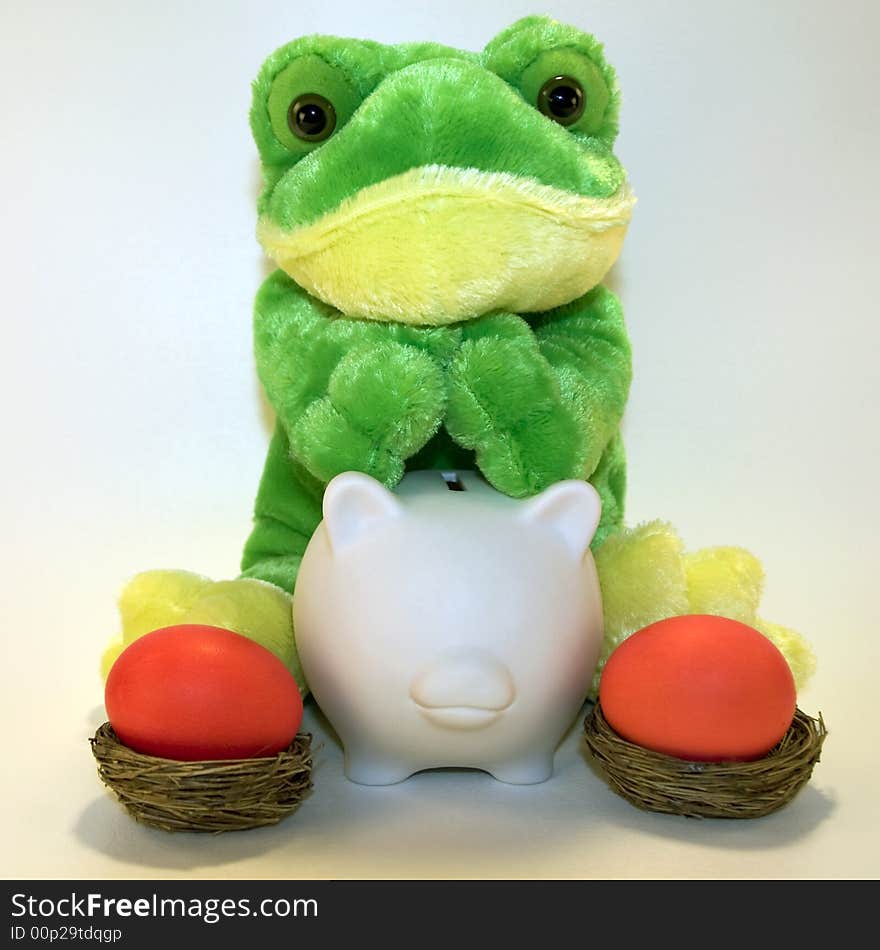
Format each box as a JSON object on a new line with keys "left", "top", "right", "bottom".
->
{"left": 288, "top": 94, "right": 336, "bottom": 142}
{"left": 266, "top": 55, "right": 360, "bottom": 153}
{"left": 515, "top": 49, "right": 612, "bottom": 138}
{"left": 537, "top": 76, "right": 585, "bottom": 126}
{"left": 483, "top": 19, "right": 619, "bottom": 143}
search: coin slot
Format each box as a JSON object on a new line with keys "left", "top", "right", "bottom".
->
{"left": 441, "top": 472, "right": 466, "bottom": 492}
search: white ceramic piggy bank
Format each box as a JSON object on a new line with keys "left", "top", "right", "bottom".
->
{"left": 293, "top": 469, "right": 604, "bottom": 785}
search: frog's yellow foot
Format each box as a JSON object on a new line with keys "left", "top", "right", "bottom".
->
{"left": 591, "top": 522, "right": 815, "bottom": 697}
{"left": 100, "top": 570, "right": 306, "bottom": 695}
{"left": 750, "top": 618, "right": 816, "bottom": 690}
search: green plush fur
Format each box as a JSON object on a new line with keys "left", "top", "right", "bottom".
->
{"left": 103, "top": 17, "right": 815, "bottom": 700}
{"left": 239, "top": 16, "right": 635, "bottom": 587}
{"left": 251, "top": 19, "right": 623, "bottom": 224}
{"left": 242, "top": 270, "right": 631, "bottom": 585}
{"left": 236, "top": 17, "right": 811, "bottom": 689}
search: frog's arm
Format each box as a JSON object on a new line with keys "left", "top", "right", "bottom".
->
{"left": 254, "top": 272, "right": 447, "bottom": 488}
{"left": 239, "top": 421, "right": 323, "bottom": 590}
{"left": 445, "top": 286, "right": 631, "bottom": 497}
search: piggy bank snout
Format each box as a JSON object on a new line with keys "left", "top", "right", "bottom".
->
{"left": 409, "top": 651, "right": 516, "bottom": 711}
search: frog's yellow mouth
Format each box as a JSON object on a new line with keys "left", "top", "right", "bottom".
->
{"left": 257, "top": 165, "right": 635, "bottom": 325}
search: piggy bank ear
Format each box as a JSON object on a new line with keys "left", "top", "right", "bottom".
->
{"left": 520, "top": 480, "right": 602, "bottom": 558}
{"left": 322, "top": 472, "right": 402, "bottom": 552}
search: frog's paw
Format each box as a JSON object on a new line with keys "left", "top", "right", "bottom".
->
{"left": 102, "top": 572, "right": 305, "bottom": 695}
{"left": 592, "top": 521, "right": 689, "bottom": 696}
{"left": 101, "top": 569, "right": 214, "bottom": 677}
{"left": 119, "top": 569, "right": 214, "bottom": 641}
{"left": 683, "top": 546, "right": 764, "bottom": 622}
{"left": 446, "top": 332, "right": 585, "bottom": 496}
{"left": 291, "top": 342, "right": 445, "bottom": 486}
{"left": 753, "top": 617, "right": 816, "bottom": 692}
{"left": 100, "top": 639, "right": 125, "bottom": 680}
{"left": 181, "top": 578, "right": 305, "bottom": 694}
{"left": 683, "top": 546, "right": 815, "bottom": 689}
{"left": 595, "top": 521, "right": 689, "bottom": 639}
{"left": 593, "top": 529, "right": 816, "bottom": 694}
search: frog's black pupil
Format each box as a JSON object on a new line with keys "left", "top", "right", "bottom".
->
{"left": 288, "top": 95, "right": 336, "bottom": 142}
{"left": 296, "top": 103, "right": 327, "bottom": 136}
{"left": 537, "top": 76, "right": 585, "bottom": 126}
{"left": 548, "top": 85, "right": 580, "bottom": 118}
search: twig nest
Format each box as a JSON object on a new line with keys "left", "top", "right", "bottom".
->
{"left": 584, "top": 703, "right": 826, "bottom": 819}
{"left": 90, "top": 723, "right": 313, "bottom": 832}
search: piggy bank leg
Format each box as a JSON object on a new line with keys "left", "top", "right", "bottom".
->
{"left": 344, "top": 749, "right": 414, "bottom": 786}
{"left": 489, "top": 752, "right": 555, "bottom": 785}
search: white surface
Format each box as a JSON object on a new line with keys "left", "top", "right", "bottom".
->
{"left": 295, "top": 471, "right": 603, "bottom": 785}
{"left": 1, "top": 0, "right": 878, "bottom": 879}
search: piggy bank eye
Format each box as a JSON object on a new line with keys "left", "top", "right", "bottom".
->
{"left": 537, "top": 76, "right": 585, "bottom": 126}
{"left": 288, "top": 94, "right": 337, "bottom": 142}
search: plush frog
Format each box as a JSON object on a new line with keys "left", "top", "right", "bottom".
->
{"left": 102, "top": 17, "right": 815, "bottom": 695}
{"left": 242, "top": 14, "right": 635, "bottom": 593}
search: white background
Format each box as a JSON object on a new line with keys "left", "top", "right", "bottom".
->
{"left": 1, "top": 0, "right": 878, "bottom": 879}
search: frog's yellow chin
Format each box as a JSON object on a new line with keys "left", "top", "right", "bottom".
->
{"left": 257, "top": 165, "right": 635, "bottom": 325}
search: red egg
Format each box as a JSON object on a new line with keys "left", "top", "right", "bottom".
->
{"left": 105, "top": 624, "right": 303, "bottom": 760}
{"left": 599, "top": 615, "right": 796, "bottom": 761}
